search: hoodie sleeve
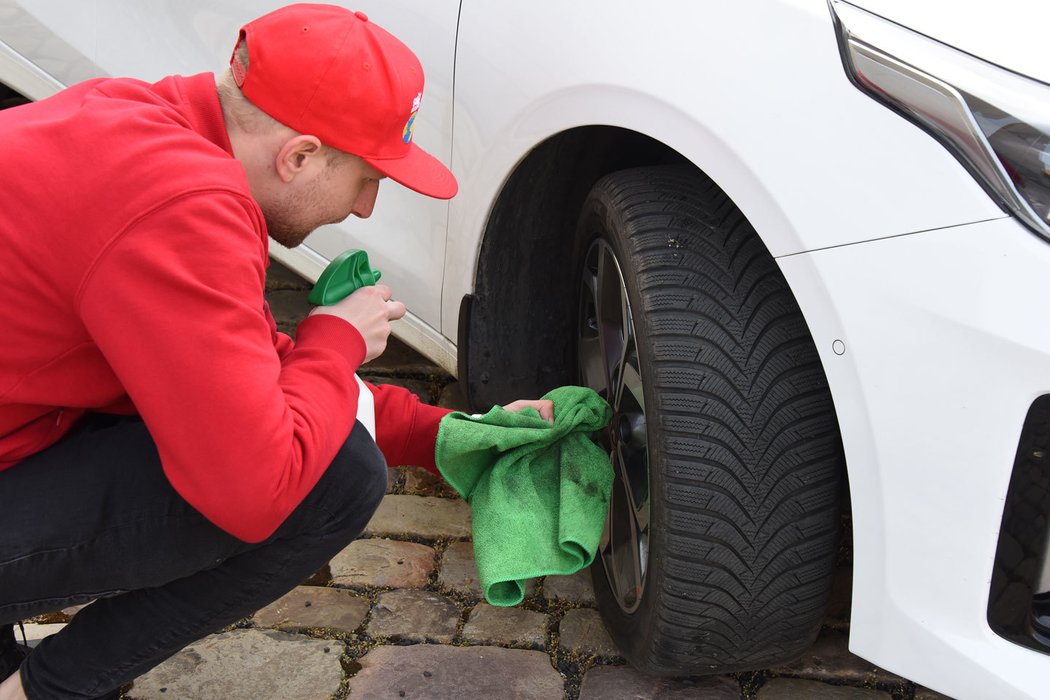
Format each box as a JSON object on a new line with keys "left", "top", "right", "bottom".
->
{"left": 367, "top": 381, "right": 454, "bottom": 474}
{"left": 78, "top": 192, "right": 365, "bottom": 543}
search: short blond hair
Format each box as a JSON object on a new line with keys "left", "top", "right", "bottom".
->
{"left": 217, "top": 41, "right": 283, "bottom": 136}
{"left": 217, "top": 40, "right": 350, "bottom": 165}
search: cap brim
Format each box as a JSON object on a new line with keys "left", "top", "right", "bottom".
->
{"left": 364, "top": 143, "right": 458, "bottom": 200}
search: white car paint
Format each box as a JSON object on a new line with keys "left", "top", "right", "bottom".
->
{"left": 780, "top": 214, "right": 1050, "bottom": 699}
{"left": 1, "top": 1, "right": 1047, "bottom": 697}
{"left": 854, "top": 0, "right": 1050, "bottom": 83}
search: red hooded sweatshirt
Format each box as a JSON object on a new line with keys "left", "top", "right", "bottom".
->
{"left": 0, "top": 73, "right": 450, "bottom": 542}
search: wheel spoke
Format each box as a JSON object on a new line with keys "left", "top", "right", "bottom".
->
{"left": 619, "top": 430, "right": 650, "bottom": 524}
{"left": 601, "top": 446, "right": 645, "bottom": 610}
{"left": 619, "top": 356, "right": 645, "bottom": 416}
{"left": 596, "top": 244, "right": 629, "bottom": 404}
{"left": 580, "top": 239, "right": 652, "bottom": 614}
{"left": 617, "top": 359, "right": 649, "bottom": 520}
{"left": 578, "top": 250, "right": 610, "bottom": 399}
{"left": 614, "top": 439, "right": 650, "bottom": 588}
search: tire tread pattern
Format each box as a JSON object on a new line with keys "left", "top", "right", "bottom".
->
{"left": 586, "top": 166, "right": 843, "bottom": 675}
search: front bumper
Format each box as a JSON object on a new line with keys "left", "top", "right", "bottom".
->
{"left": 779, "top": 215, "right": 1050, "bottom": 699}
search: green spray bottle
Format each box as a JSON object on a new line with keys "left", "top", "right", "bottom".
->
{"left": 308, "top": 249, "right": 382, "bottom": 306}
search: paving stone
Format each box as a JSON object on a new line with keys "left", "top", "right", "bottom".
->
{"left": 914, "top": 688, "right": 957, "bottom": 700}
{"left": 559, "top": 608, "right": 621, "bottom": 658}
{"left": 346, "top": 644, "right": 564, "bottom": 699}
{"left": 771, "top": 629, "right": 905, "bottom": 686}
{"left": 366, "top": 589, "right": 461, "bottom": 643}
{"left": 365, "top": 494, "right": 472, "bottom": 539}
{"left": 330, "top": 537, "right": 436, "bottom": 588}
{"left": 462, "top": 603, "right": 548, "bottom": 649}
{"left": 579, "top": 665, "right": 740, "bottom": 699}
{"left": 437, "top": 540, "right": 483, "bottom": 596}
{"left": 252, "top": 585, "right": 369, "bottom": 634}
{"left": 128, "top": 629, "right": 343, "bottom": 700}
{"left": 402, "top": 464, "right": 452, "bottom": 497}
{"left": 436, "top": 541, "right": 538, "bottom": 600}
{"left": 543, "top": 568, "right": 596, "bottom": 605}
{"left": 386, "top": 466, "right": 401, "bottom": 493}
{"left": 756, "top": 678, "right": 892, "bottom": 699}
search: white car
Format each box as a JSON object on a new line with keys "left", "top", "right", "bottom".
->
{"left": 2, "top": 1, "right": 1048, "bottom": 697}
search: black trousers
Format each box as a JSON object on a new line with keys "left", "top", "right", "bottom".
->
{"left": 0, "top": 414, "right": 387, "bottom": 699}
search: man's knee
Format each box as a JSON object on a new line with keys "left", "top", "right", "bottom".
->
{"left": 329, "top": 422, "right": 388, "bottom": 511}
{"left": 293, "top": 422, "right": 388, "bottom": 539}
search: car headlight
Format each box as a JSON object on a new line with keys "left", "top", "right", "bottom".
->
{"left": 831, "top": 0, "right": 1050, "bottom": 239}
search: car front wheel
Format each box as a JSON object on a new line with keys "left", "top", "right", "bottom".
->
{"left": 576, "top": 165, "right": 844, "bottom": 675}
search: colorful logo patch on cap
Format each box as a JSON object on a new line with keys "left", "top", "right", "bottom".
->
{"left": 402, "top": 114, "right": 416, "bottom": 144}
{"left": 403, "top": 92, "right": 423, "bottom": 144}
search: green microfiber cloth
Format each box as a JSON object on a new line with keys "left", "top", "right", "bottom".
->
{"left": 435, "top": 385, "right": 613, "bottom": 606}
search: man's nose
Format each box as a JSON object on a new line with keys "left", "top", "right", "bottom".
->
{"left": 351, "top": 180, "right": 380, "bottom": 219}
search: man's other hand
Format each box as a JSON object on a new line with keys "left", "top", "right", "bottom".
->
{"left": 309, "top": 284, "right": 406, "bottom": 361}
{"left": 502, "top": 399, "right": 555, "bottom": 424}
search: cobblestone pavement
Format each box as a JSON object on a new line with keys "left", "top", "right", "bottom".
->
{"left": 22, "top": 264, "right": 955, "bottom": 699}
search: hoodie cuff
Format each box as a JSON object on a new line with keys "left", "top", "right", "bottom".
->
{"left": 294, "top": 313, "right": 368, "bottom": 371}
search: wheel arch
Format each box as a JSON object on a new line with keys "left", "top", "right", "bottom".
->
{"left": 454, "top": 74, "right": 830, "bottom": 410}
{"left": 460, "top": 125, "right": 685, "bottom": 409}
{"left": 460, "top": 121, "right": 845, "bottom": 436}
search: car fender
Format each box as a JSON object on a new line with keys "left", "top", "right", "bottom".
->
{"left": 445, "top": 0, "right": 1002, "bottom": 266}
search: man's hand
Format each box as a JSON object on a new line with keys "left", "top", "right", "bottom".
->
{"left": 503, "top": 399, "right": 555, "bottom": 424}
{"left": 309, "top": 283, "right": 406, "bottom": 361}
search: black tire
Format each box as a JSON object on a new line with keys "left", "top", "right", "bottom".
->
{"left": 575, "top": 165, "right": 843, "bottom": 675}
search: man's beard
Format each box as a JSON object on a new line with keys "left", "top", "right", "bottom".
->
{"left": 261, "top": 187, "right": 327, "bottom": 249}
{"left": 265, "top": 213, "right": 314, "bottom": 249}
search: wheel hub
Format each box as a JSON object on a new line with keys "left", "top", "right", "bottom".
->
{"left": 616, "top": 414, "right": 632, "bottom": 444}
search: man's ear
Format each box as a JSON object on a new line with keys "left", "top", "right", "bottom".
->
{"left": 274, "top": 134, "right": 324, "bottom": 183}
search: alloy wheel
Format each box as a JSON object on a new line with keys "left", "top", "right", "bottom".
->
{"left": 578, "top": 238, "right": 650, "bottom": 614}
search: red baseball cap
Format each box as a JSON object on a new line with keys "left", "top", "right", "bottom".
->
{"left": 232, "top": 3, "right": 457, "bottom": 199}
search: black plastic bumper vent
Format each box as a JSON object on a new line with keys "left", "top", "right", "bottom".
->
{"left": 988, "top": 394, "right": 1050, "bottom": 654}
